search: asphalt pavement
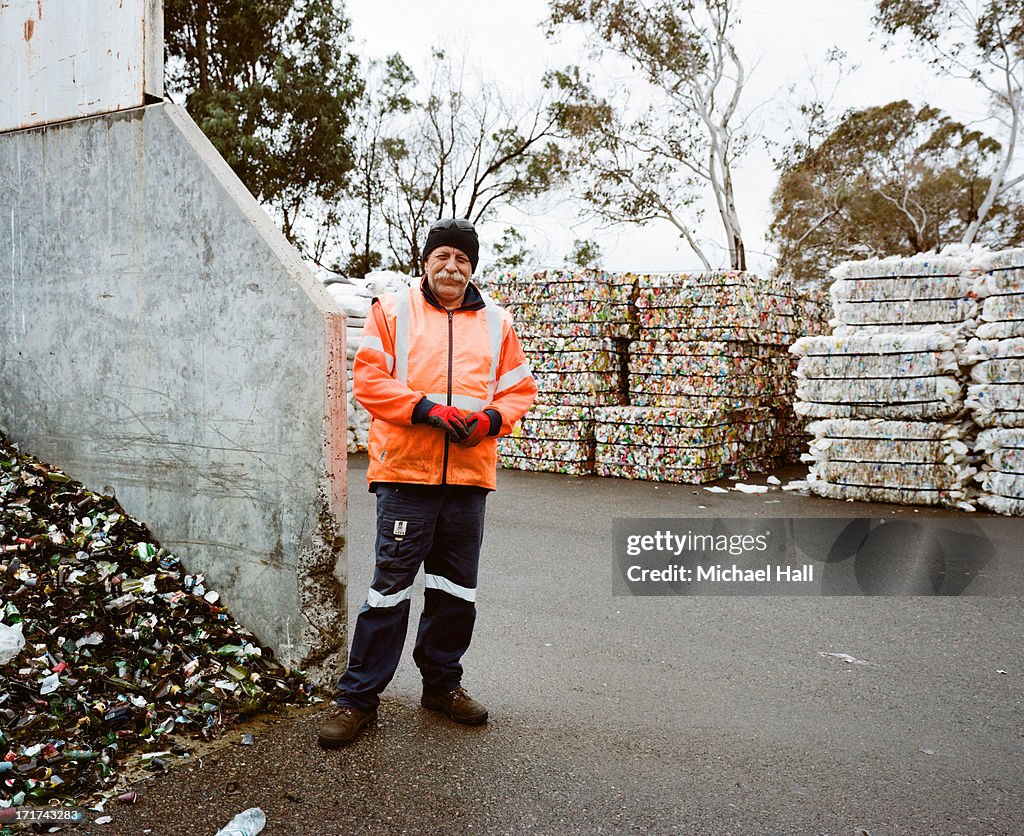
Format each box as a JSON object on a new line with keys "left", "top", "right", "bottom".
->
{"left": 62, "top": 455, "right": 1024, "bottom": 835}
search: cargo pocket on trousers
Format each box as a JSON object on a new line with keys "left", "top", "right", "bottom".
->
{"left": 378, "top": 515, "right": 426, "bottom": 567}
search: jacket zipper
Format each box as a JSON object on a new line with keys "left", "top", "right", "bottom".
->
{"left": 441, "top": 310, "right": 454, "bottom": 485}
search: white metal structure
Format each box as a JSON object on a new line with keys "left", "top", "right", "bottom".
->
{"left": 0, "top": 0, "right": 163, "bottom": 132}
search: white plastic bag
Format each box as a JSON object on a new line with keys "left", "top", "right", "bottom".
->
{"left": 0, "top": 622, "right": 26, "bottom": 666}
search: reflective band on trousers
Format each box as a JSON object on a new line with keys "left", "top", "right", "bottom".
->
{"left": 366, "top": 585, "right": 414, "bottom": 608}
{"left": 360, "top": 335, "right": 395, "bottom": 373}
{"left": 424, "top": 573, "right": 477, "bottom": 602}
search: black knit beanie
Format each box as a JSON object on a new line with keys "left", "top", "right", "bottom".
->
{"left": 422, "top": 218, "right": 480, "bottom": 272}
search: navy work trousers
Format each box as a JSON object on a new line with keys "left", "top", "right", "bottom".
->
{"left": 335, "top": 483, "right": 488, "bottom": 711}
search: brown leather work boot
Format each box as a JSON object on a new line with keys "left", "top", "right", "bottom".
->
{"left": 317, "top": 706, "right": 377, "bottom": 748}
{"left": 420, "top": 686, "right": 488, "bottom": 725}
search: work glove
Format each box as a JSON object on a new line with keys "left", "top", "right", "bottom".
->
{"left": 426, "top": 404, "right": 470, "bottom": 442}
{"left": 457, "top": 412, "right": 492, "bottom": 447}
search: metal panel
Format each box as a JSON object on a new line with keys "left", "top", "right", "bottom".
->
{"left": 0, "top": 0, "right": 164, "bottom": 132}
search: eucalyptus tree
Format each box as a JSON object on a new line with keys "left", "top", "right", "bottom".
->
{"left": 770, "top": 100, "right": 1022, "bottom": 288}
{"left": 874, "top": 0, "right": 1024, "bottom": 244}
{"left": 547, "top": 0, "right": 753, "bottom": 270}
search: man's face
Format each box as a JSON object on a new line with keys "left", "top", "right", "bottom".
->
{"left": 425, "top": 246, "right": 472, "bottom": 309}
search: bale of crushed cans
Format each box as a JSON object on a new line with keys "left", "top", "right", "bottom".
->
{"left": 497, "top": 404, "right": 596, "bottom": 476}
{"left": 0, "top": 433, "right": 314, "bottom": 808}
{"left": 593, "top": 406, "right": 783, "bottom": 483}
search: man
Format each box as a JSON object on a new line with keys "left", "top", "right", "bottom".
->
{"left": 318, "top": 218, "right": 537, "bottom": 748}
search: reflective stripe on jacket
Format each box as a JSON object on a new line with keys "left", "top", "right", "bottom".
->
{"left": 353, "top": 278, "right": 537, "bottom": 490}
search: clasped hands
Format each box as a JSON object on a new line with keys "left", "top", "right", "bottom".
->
{"left": 425, "top": 404, "right": 490, "bottom": 446}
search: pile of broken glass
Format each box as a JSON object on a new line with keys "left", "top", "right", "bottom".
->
{"left": 0, "top": 433, "right": 313, "bottom": 807}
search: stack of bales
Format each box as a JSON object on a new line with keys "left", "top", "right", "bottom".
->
{"left": 324, "top": 271, "right": 412, "bottom": 452}
{"left": 791, "top": 253, "right": 978, "bottom": 509}
{"left": 964, "top": 249, "right": 1024, "bottom": 515}
{"left": 485, "top": 270, "right": 634, "bottom": 475}
{"left": 595, "top": 271, "right": 821, "bottom": 483}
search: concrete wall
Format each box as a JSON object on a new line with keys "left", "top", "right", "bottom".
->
{"left": 0, "top": 102, "right": 348, "bottom": 687}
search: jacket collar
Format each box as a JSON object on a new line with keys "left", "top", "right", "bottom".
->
{"left": 419, "top": 275, "right": 486, "bottom": 312}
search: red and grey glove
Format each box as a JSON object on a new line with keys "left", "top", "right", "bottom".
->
{"left": 425, "top": 404, "right": 470, "bottom": 442}
{"left": 458, "top": 412, "right": 491, "bottom": 447}
{"left": 457, "top": 410, "right": 503, "bottom": 447}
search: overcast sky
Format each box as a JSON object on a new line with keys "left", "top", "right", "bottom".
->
{"left": 343, "top": 0, "right": 999, "bottom": 276}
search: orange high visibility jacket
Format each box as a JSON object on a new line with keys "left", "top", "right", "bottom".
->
{"left": 353, "top": 278, "right": 537, "bottom": 490}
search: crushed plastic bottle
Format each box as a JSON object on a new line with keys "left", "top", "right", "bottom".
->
{"left": 213, "top": 806, "right": 267, "bottom": 836}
